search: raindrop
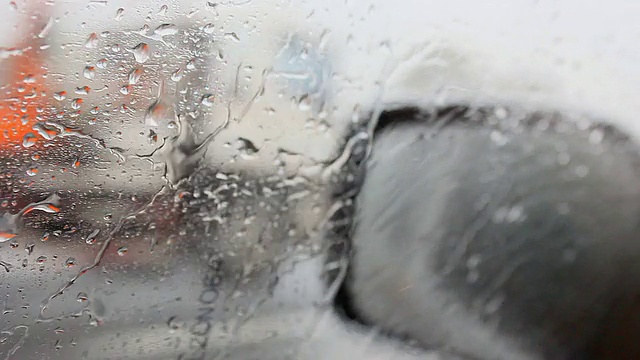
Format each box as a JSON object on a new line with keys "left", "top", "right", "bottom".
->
{"left": 297, "top": 94, "right": 311, "bottom": 111}
{"left": 167, "top": 316, "right": 182, "bottom": 331}
{"left": 22, "top": 133, "right": 37, "bottom": 148}
{"left": 154, "top": 23, "right": 177, "bottom": 37}
{"left": 23, "top": 202, "right": 60, "bottom": 214}
{"left": 85, "top": 229, "right": 100, "bottom": 244}
{"left": 83, "top": 66, "right": 95, "bottom": 80}
{"left": 1, "top": 235, "right": 17, "bottom": 244}
{"left": 32, "top": 122, "right": 59, "bottom": 140}
{"left": 77, "top": 292, "right": 88, "bottom": 302}
{"left": 111, "top": 44, "right": 121, "bottom": 53}
{"left": 84, "top": 33, "right": 99, "bottom": 48}
{"left": 170, "top": 68, "right": 183, "bottom": 82}
{"left": 186, "top": 58, "right": 196, "bottom": 70}
{"left": 158, "top": 4, "right": 168, "bottom": 15}
{"left": 128, "top": 68, "right": 142, "bottom": 85}
{"left": 36, "top": 255, "right": 47, "bottom": 263}
{"left": 117, "top": 246, "right": 128, "bottom": 256}
{"left": 38, "top": 17, "right": 54, "bottom": 39}
{"left": 144, "top": 80, "right": 171, "bottom": 126}
{"left": 53, "top": 91, "right": 66, "bottom": 101}
{"left": 557, "top": 152, "right": 571, "bottom": 166}
{"left": 130, "top": 43, "right": 150, "bottom": 64}
{"left": 65, "top": 257, "right": 76, "bottom": 267}
{"left": 71, "top": 98, "right": 83, "bottom": 110}
{"left": 235, "top": 137, "right": 259, "bottom": 158}
{"left": 148, "top": 129, "right": 158, "bottom": 143}
{"left": 466, "top": 271, "right": 479, "bottom": 283}
{"left": 589, "top": 129, "right": 604, "bottom": 144}
{"left": 120, "top": 85, "right": 131, "bottom": 95}
{"left": 224, "top": 32, "right": 240, "bottom": 42}
{"left": 201, "top": 94, "right": 214, "bottom": 107}
{"left": 96, "top": 58, "right": 108, "bottom": 69}
{"left": 115, "top": 7, "right": 124, "bottom": 21}
{"left": 484, "top": 295, "right": 505, "bottom": 314}
{"left": 490, "top": 130, "right": 508, "bottom": 146}
{"left": 151, "top": 114, "right": 216, "bottom": 185}
{"left": 575, "top": 165, "right": 589, "bottom": 178}
{"left": 203, "top": 23, "right": 215, "bottom": 34}
{"left": 75, "top": 86, "right": 90, "bottom": 95}
{"left": 26, "top": 168, "right": 38, "bottom": 177}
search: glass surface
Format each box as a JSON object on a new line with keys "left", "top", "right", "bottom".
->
{"left": 1, "top": 1, "right": 640, "bottom": 359}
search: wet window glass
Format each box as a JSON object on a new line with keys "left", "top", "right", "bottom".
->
{"left": 1, "top": 1, "right": 640, "bottom": 359}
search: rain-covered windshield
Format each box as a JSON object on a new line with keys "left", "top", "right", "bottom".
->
{"left": 2, "top": 1, "right": 640, "bottom": 359}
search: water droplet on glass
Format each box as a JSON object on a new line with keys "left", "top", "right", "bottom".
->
{"left": 186, "top": 58, "right": 196, "bottom": 70}
{"left": 71, "top": 98, "right": 83, "bottom": 110}
{"left": 84, "top": 33, "right": 99, "bottom": 48}
{"left": 575, "top": 165, "right": 589, "bottom": 178}
{"left": 589, "top": 129, "right": 604, "bottom": 144}
{"left": 170, "top": 68, "right": 183, "bottom": 82}
{"left": 224, "top": 32, "right": 240, "bottom": 42}
{"left": 65, "top": 257, "right": 76, "bottom": 267}
{"left": 167, "top": 316, "right": 182, "bottom": 331}
{"left": 23, "top": 202, "right": 60, "bottom": 215}
{"left": 111, "top": 44, "right": 121, "bottom": 53}
{"left": 203, "top": 23, "right": 215, "bottom": 34}
{"left": 32, "top": 122, "right": 59, "bottom": 140}
{"left": 85, "top": 229, "right": 100, "bottom": 244}
{"left": 485, "top": 295, "right": 505, "bottom": 314}
{"left": 130, "top": 43, "right": 150, "bottom": 64}
{"left": 53, "top": 91, "right": 66, "bottom": 101}
{"left": 36, "top": 255, "right": 47, "bottom": 263}
{"left": 26, "top": 168, "right": 38, "bottom": 177}
{"left": 120, "top": 85, "right": 131, "bottom": 95}
{"left": 83, "top": 66, "right": 95, "bottom": 80}
{"left": 557, "top": 152, "right": 571, "bottom": 166}
{"left": 144, "top": 80, "right": 171, "bottom": 126}
{"left": 22, "top": 132, "right": 37, "bottom": 148}
{"left": 201, "top": 94, "right": 214, "bottom": 107}
{"left": 77, "top": 292, "right": 88, "bottom": 302}
{"left": 38, "top": 17, "right": 54, "bottom": 39}
{"left": 75, "top": 86, "right": 90, "bottom": 95}
{"left": 128, "top": 68, "right": 142, "bottom": 85}
{"left": 0, "top": 233, "right": 17, "bottom": 243}
{"left": 236, "top": 137, "right": 259, "bottom": 158}
{"left": 154, "top": 23, "right": 177, "bottom": 37}
{"left": 297, "top": 94, "right": 311, "bottom": 111}
{"left": 158, "top": 4, "right": 168, "bottom": 15}
{"left": 117, "top": 246, "right": 128, "bottom": 256}
{"left": 96, "top": 58, "right": 108, "bottom": 69}
{"left": 115, "top": 7, "right": 124, "bottom": 21}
